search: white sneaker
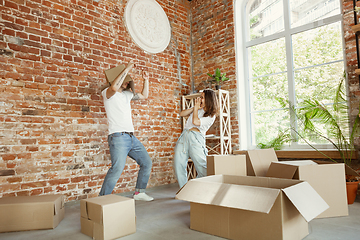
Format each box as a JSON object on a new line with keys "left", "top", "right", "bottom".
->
{"left": 133, "top": 192, "right": 154, "bottom": 201}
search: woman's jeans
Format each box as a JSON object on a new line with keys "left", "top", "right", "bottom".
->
{"left": 99, "top": 132, "right": 152, "bottom": 196}
{"left": 174, "top": 130, "right": 207, "bottom": 188}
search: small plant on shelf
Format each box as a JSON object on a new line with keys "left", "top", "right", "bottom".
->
{"left": 207, "top": 68, "right": 229, "bottom": 90}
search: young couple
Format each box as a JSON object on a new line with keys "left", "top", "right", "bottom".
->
{"left": 100, "top": 62, "right": 219, "bottom": 201}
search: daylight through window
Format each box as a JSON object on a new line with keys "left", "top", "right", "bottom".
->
{"left": 243, "top": 0, "right": 345, "bottom": 149}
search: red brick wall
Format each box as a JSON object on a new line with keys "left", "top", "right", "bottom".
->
{"left": 1, "top": 0, "right": 359, "bottom": 202}
{"left": 344, "top": 0, "right": 360, "bottom": 135}
{"left": 0, "top": 0, "right": 192, "bottom": 201}
{"left": 190, "top": 0, "right": 239, "bottom": 150}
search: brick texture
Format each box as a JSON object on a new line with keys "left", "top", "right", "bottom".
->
{"left": 0, "top": 0, "right": 192, "bottom": 202}
{"left": 343, "top": 0, "right": 360, "bottom": 148}
{"left": 1, "top": 0, "right": 359, "bottom": 202}
{"left": 191, "top": 0, "right": 239, "bottom": 150}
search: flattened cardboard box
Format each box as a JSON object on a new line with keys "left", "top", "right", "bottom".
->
{"left": 80, "top": 194, "right": 136, "bottom": 240}
{"left": 207, "top": 155, "right": 246, "bottom": 176}
{"left": 176, "top": 175, "right": 328, "bottom": 240}
{"left": 0, "top": 194, "right": 65, "bottom": 233}
{"left": 267, "top": 160, "right": 358, "bottom": 218}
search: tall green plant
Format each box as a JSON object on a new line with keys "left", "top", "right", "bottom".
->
{"left": 257, "top": 77, "right": 360, "bottom": 166}
{"left": 296, "top": 78, "right": 360, "bottom": 166}
{"left": 257, "top": 129, "right": 292, "bottom": 150}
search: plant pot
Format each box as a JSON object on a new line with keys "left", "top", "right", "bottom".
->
{"left": 215, "top": 85, "right": 221, "bottom": 90}
{"left": 346, "top": 181, "right": 359, "bottom": 204}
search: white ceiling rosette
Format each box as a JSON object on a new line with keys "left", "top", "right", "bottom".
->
{"left": 125, "top": 0, "right": 171, "bottom": 54}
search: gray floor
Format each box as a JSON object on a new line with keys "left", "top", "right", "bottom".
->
{"left": 1, "top": 183, "right": 360, "bottom": 240}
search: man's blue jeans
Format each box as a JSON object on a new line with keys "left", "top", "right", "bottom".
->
{"left": 174, "top": 130, "right": 207, "bottom": 188}
{"left": 99, "top": 132, "right": 152, "bottom": 196}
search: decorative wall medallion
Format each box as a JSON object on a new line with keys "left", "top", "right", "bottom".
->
{"left": 125, "top": 0, "right": 171, "bottom": 54}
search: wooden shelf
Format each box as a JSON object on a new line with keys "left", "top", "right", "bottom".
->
{"left": 355, "top": 69, "right": 360, "bottom": 75}
{"left": 233, "top": 150, "right": 358, "bottom": 160}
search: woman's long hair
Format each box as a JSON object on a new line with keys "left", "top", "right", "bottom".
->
{"left": 203, "top": 89, "right": 219, "bottom": 117}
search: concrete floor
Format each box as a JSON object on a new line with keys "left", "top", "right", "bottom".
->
{"left": 1, "top": 183, "right": 360, "bottom": 240}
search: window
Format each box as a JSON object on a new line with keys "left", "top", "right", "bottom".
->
{"left": 237, "top": 0, "right": 344, "bottom": 149}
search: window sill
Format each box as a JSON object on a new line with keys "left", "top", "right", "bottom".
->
{"left": 233, "top": 150, "right": 358, "bottom": 160}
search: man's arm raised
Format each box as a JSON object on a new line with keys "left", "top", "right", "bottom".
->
{"left": 133, "top": 70, "right": 149, "bottom": 100}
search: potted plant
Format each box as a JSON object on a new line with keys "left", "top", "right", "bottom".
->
{"left": 207, "top": 68, "right": 229, "bottom": 90}
{"left": 294, "top": 78, "right": 360, "bottom": 204}
{"left": 258, "top": 76, "right": 360, "bottom": 204}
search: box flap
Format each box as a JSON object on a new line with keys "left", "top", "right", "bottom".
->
{"left": 53, "top": 195, "right": 64, "bottom": 216}
{"left": 282, "top": 181, "right": 329, "bottom": 222}
{"left": 266, "top": 162, "right": 298, "bottom": 179}
{"left": 176, "top": 177, "right": 281, "bottom": 214}
{"left": 80, "top": 200, "right": 88, "bottom": 218}
{"left": 0, "top": 195, "right": 63, "bottom": 205}
{"left": 80, "top": 217, "right": 94, "bottom": 238}
{"left": 311, "top": 160, "right": 359, "bottom": 176}
{"left": 207, "top": 155, "right": 246, "bottom": 176}
{"left": 345, "top": 165, "right": 360, "bottom": 177}
{"left": 277, "top": 160, "right": 317, "bottom": 166}
{"left": 104, "top": 65, "right": 131, "bottom": 84}
{"left": 248, "top": 149, "right": 278, "bottom": 176}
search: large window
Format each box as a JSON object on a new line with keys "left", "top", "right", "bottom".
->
{"left": 239, "top": 0, "right": 345, "bottom": 149}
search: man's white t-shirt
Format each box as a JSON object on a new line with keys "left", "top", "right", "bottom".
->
{"left": 102, "top": 88, "right": 134, "bottom": 134}
{"left": 184, "top": 108, "right": 215, "bottom": 136}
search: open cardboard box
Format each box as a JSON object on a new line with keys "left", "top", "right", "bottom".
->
{"left": 176, "top": 175, "right": 328, "bottom": 240}
{"left": 207, "top": 154, "right": 246, "bottom": 176}
{"left": 0, "top": 194, "right": 65, "bottom": 233}
{"left": 267, "top": 160, "right": 359, "bottom": 218}
{"left": 80, "top": 194, "right": 136, "bottom": 240}
{"left": 236, "top": 149, "right": 356, "bottom": 218}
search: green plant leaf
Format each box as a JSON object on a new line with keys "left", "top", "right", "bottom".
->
{"left": 215, "top": 68, "right": 221, "bottom": 77}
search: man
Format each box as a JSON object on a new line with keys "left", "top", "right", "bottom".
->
{"left": 99, "top": 62, "right": 153, "bottom": 201}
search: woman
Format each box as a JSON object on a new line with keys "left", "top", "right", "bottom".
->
{"left": 174, "top": 89, "right": 219, "bottom": 188}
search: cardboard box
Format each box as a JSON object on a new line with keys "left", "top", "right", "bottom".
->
{"left": 80, "top": 194, "right": 136, "bottom": 240}
{"left": 176, "top": 175, "right": 328, "bottom": 240}
{"left": 0, "top": 194, "right": 65, "bottom": 233}
{"left": 104, "top": 65, "right": 132, "bottom": 84}
{"left": 238, "top": 148, "right": 278, "bottom": 176}
{"left": 266, "top": 160, "right": 356, "bottom": 218}
{"left": 207, "top": 155, "right": 246, "bottom": 176}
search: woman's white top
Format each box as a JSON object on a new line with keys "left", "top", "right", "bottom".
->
{"left": 102, "top": 88, "right": 134, "bottom": 134}
{"left": 184, "top": 108, "right": 216, "bottom": 136}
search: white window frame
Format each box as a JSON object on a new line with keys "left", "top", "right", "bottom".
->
{"left": 234, "top": 0, "right": 346, "bottom": 150}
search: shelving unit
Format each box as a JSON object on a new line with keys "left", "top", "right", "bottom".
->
{"left": 181, "top": 89, "right": 232, "bottom": 179}
{"left": 351, "top": 0, "right": 360, "bottom": 78}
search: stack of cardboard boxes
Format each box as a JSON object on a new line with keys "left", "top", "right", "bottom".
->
{"left": 80, "top": 194, "right": 136, "bottom": 240}
{"left": 0, "top": 149, "right": 354, "bottom": 240}
{"left": 0, "top": 192, "right": 136, "bottom": 240}
{"left": 176, "top": 149, "right": 353, "bottom": 240}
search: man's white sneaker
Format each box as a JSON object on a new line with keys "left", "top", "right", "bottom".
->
{"left": 133, "top": 192, "right": 154, "bottom": 201}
